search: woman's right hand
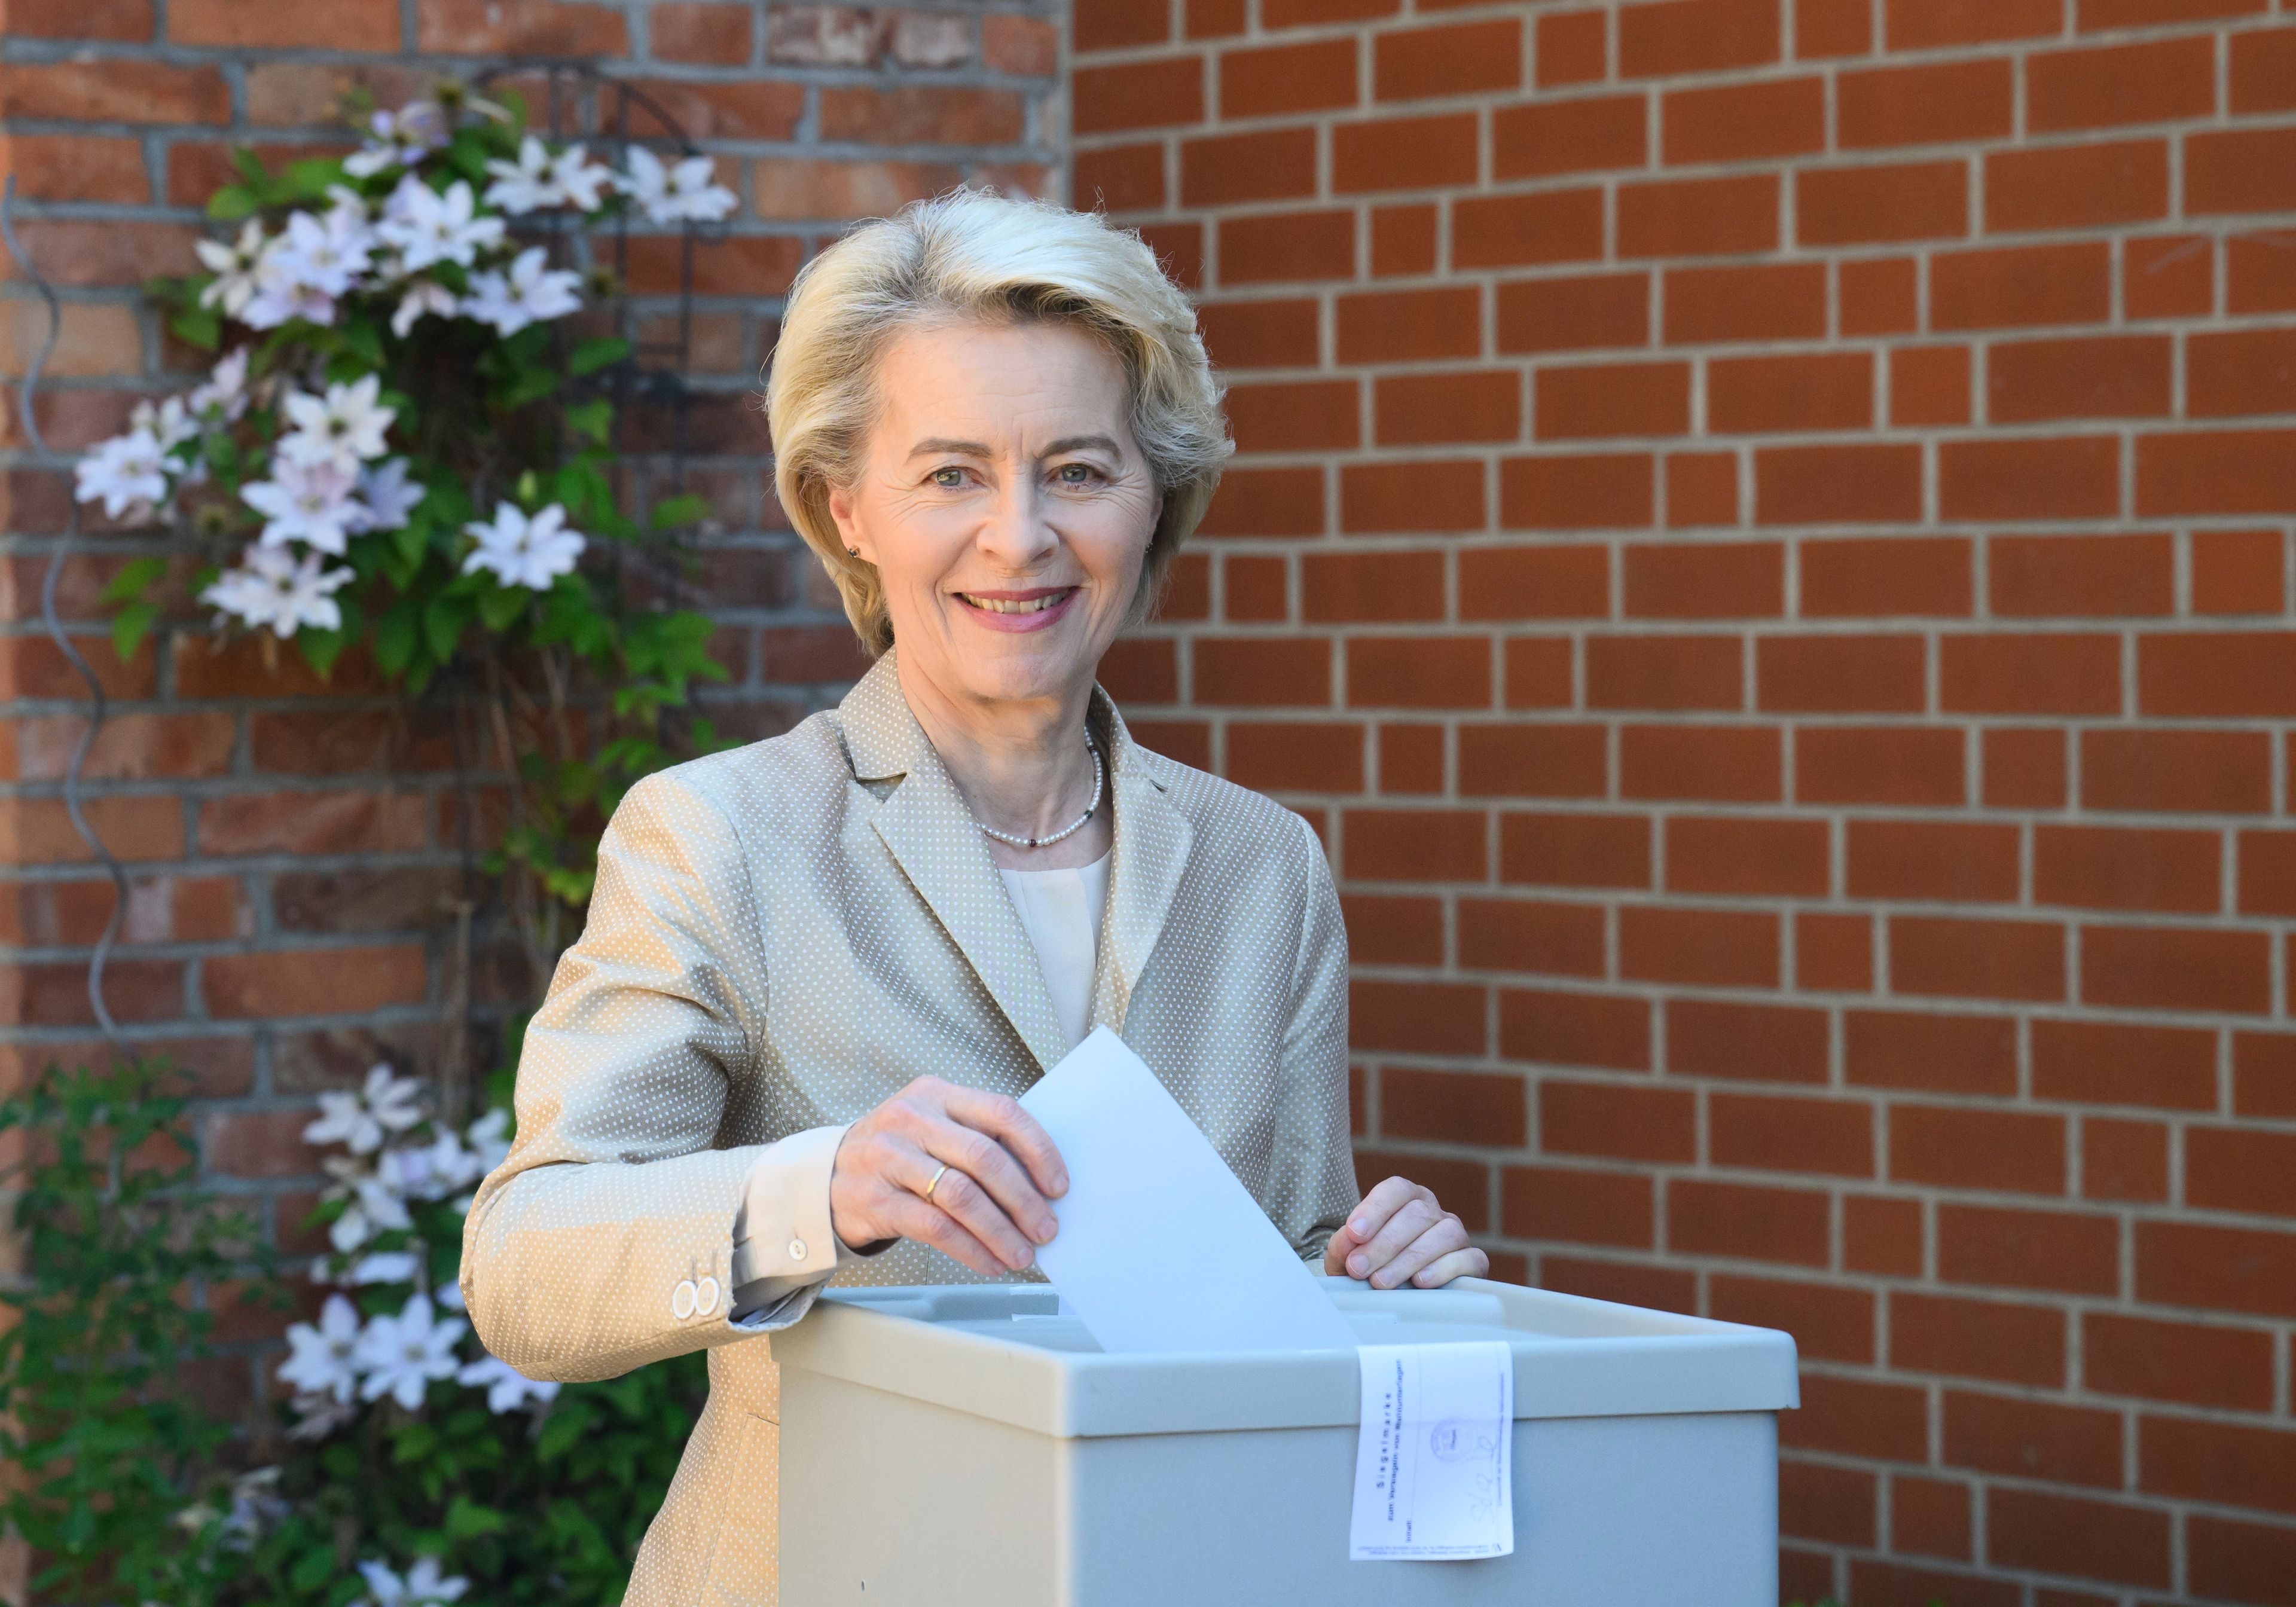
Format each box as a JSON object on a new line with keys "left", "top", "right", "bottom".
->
{"left": 829, "top": 1077, "right": 1068, "bottom": 1276}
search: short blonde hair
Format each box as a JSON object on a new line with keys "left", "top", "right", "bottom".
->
{"left": 764, "top": 188, "right": 1232, "bottom": 656}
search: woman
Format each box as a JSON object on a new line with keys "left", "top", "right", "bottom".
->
{"left": 462, "top": 189, "right": 1486, "bottom": 1606}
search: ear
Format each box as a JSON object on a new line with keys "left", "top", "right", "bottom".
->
{"left": 826, "top": 483, "right": 871, "bottom": 564}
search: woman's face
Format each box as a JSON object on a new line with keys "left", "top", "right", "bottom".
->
{"left": 827, "top": 319, "right": 1162, "bottom": 716}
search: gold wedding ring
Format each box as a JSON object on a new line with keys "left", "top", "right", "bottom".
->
{"left": 924, "top": 1162, "right": 951, "bottom": 1203}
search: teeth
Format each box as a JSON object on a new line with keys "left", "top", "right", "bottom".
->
{"left": 964, "top": 592, "right": 1065, "bottom": 615}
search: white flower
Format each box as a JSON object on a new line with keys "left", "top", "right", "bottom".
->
{"left": 347, "top": 458, "right": 426, "bottom": 534}
{"left": 378, "top": 177, "right": 503, "bottom": 273}
{"left": 239, "top": 253, "right": 335, "bottom": 330}
{"left": 352, "top": 1294, "right": 468, "bottom": 1412}
{"left": 196, "top": 220, "right": 270, "bottom": 316}
{"left": 200, "top": 545, "right": 355, "bottom": 638}
{"left": 326, "top": 1170, "right": 414, "bottom": 1254}
{"left": 462, "top": 246, "right": 582, "bottom": 335}
{"left": 457, "top": 1352, "right": 561, "bottom": 1414}
{"left": 286, "top": 1392, "right": 358, "bottom": 1441}
{"left": 74, "top": 430, "right": 170, "bottom": 520}
{"left": 350, "top": 1250, "right": 422, "bottom": 1285}
{"left": 462, "top": 501, "right": 584, "bottom": 589}
{"left": 353, "top": 1557, "right": 470, "bottom": 1607}
{"left": 130, "top": 396, "right": 199, "bottom": 453}
{"left": 189, "top": 348, "right": 252, "bottom": 422}
{"left": 241, "top": 459, "right": 361, "bottom": 555}
{"left": 482, "top": 135, "right": 559, "bottom": 215}
{"left": 551, "top": 142, "right": 616, "bottom": 210}
{"left": 390, "top": 279, "right": 459, "bottom": 338}
{"left": 279, "top": 374, "right": 396, "bottom": 471}
{"left": 434, "top": 1276, "right": 467, "bottom": 1313}
{"left": 466, "top": 1107, "right": 511, "bottom": 1173}
{"left": 303, "top": 1062, "right": 426, "bottom": 1154}
{"left": 376, "top": 1129, "right": 481, "bottom": 1203}
{"left": 343, "top": 100, "right": 450, "bottom": 178}
{"left": 276, "top": 1293, "right": 364, "bottom": 1405}
{"left": 267, "top": 203, "right": 373, "bottom": 299}
{"left": 618, "top": 146, "right": 738, "bottom": 225}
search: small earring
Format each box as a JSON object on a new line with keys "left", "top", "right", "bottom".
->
{"left": 845, "top": 546, "right": 860, "bottom": 558}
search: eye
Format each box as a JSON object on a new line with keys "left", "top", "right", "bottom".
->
{"left": 929, "top": 466, "right": 967, "bottom": 489}
{"left": 1054, "top": 462, "right": 1102, "bottom": 486}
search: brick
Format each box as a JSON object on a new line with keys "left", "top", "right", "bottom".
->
{"left": 1985, "top": 728, "right": 2068, "bottom": 809}
{"left": 1220, "top": 208, "right": 1356, "bottom": 285}
{"left": 984, "top": 13, "right": 1057, "bottom": 71}
{"left": 753, "top": 157, "right": 968, "bottom": 222}
{"left": 1892, "top": 915, "right": 2066, "bottom": 1003}
{"left": 2139, "top": 429, "right": 2296, "bottom": 517}
{"left": 2092, "top": 1314, "right": 2274, "bottom": 1413}
{"left": 1665, "top": 815, "right": 1827, "bottom": 897}
{"left": 619, "top": 80, "right": 804, "bottom": 140}
{"left": 1754, "top": 443, "right": 1922, "bottom": 524}
{"left": 2083, "top": 1116, "right": 2169, "bottom": 1203}
{"left": 1263, "top": 0, "right": 1397, "bottom": 25}
{"left": 1070, "top": 56, "right": 1203, "bottom": 135}
{"left": 1459, "top": 546, "right": 1610, "bottom": 620}
{"left": 1619, "top": 0, "right": 1781, "bottom": 78}
{"left": 1540, "top": 1255, "right": 1695, "bottom": 1312}
{"left": 1073, "top": 0, "right": 1165, "bottom": 50}
{"left": 2084, "top": 730, "right": 2259, "bottom": 817}
{"left": 1714, "top": 1276, "right": 1874, "bottom": 1365}
{"left": 1352, "top": 982, "right": 1488, "bottom": 1057}
{"left": 1779, "top": 1458, "right": 1877, "bottom": 1548}
{"left": 1492, "top": 96, "right": 1647, "bottom": 182}
{"left": 1461, "top": 722, "right": 1605, "bottom": 801}
{"left": 1846, "top": 819, "right": 2020, "bottom": 902}
{"left": 1342, "top": 808, "right": 1487, "bottom": 883}
{"left": 1535, "top": 10, "right": 1607, "bottom": 85}
{"left": 4, "top": 0, "right": 151, "bottom": 37}
{"left": 1666, "top": 998, "right": 1830, "bottom": 1083}
{"left": 1784, "top": 1373, "right": 1928, "bottom": 1462}
{"left": 1501, "top": 1163, "right": 1654, "bottom": 1248}
{"left": 1335, "top": 113, "right": 1477, "bottom": 195}
{"left": 1543, "top": 1080, "right": 1693, "bottom": 1163}
{"left": 1370, "top": 205, "right": 1437, "bottom": 277}
{"left": 1665, "top": 452, "right": 1738, "bottom": 527}
{"left": 1374, "top": 16, "right": 1521, "bottom": 100}
{"left": 1890, "top": 345, "right": 1973, "bottom": 426}
{"left": 11, "top": 711, "right": 234, "bottom": 783}
{"left": 2188, "top": 1127, "right": 2296, "bottom": 1220}
{"left": 1219, "top": 38, "right": 1356, "bottom": 118}
{"left": 1502, "top": 454, "right": 1654, "bottom": 529}
{"left": 1182, "top": 127, "right": 1318, "bottom": 209}
{"left": 1225, "top": 378, "right": 1357, "bottom": 457}
{"left": 1622, "top": 542, "right": 1780, "bottom": 619}
{"left": 1891, "top": 1475, "right": 1973, "bottom": 1562}
{"left": 1620, "top": 725, "right": 1781, "bottom": 801}
{"left": 2036, "top": 826, "right": 2218, "bottom": 915}
{"left": 2086, "top": 924, "right": 2271, "bottom": 1015}
{"left": 1799, "top": 915, "right": 1871, "bottom": 994}
{"left": 1941, "top": 436, "right": 2120, "bottom": 521}
{"left": 1796, "top": 0, "right": 1868, "bottom": 56}
{"left": 1892, "top": 1291, "right": 2067, "bottom": 1387}
{"left": 2028, "top": 38, "right": 2215, "bottom": 133}
{"left": 1663, "top": 77, "right": 1824, "bottom": 164}
{"left": 0, "top": 794, "right": 174, "bottom": 867}
{"left": 1987, "top": 139, "right": 2170, "bottom": 236}
{"left": 416, "top": 0, "right": 625, "bottom": 53}
{"left": 1797, "top": 161, "right": 1966, "bottom": 247}
{"left": 1839, "top": 59, "right": 2013, "bottom": 148}
{"left": 1458, "top": 897, "right": 1604, "bottom": 977}
{"left": 2032, "top": 1018, "right": 2218, "bottom": 1111}
{"left": 1502, "top": 991, "right": 1653, "bottom": 1070}
{"left": 1344, "top": 638, "right": 1491, "bottom": 710}
{"left": 1375, "top": 368, "right": 1520, "bottom": 446}
{"left": 1336, "top": 286, "right": 1478, "bottom": 364}
{"left": 1844, "top": 1193, "right": 1923, "bottom": 1276}
{"left": 1938, "top": 1203, "right": 2120, "bottom": 1296}
{"left": 1297, "top": 551, "right": 1437, "bottom": 624}
{"left": 1617, "top": 174, "right": 1778, "bottom": 259}
{"left": 1989, "top": 1489, "right": 2171, "bottom": 1590}
{"left": 1585, "top": 634, "right": 1741, "bottom": 711}
{"left": 2241, "top": 830, "right": 2296, "bottom": 915}
{"left": 1840, "top": 256, "right": 1918, "bottom": 335}
{"left": 1668, "top": 1179, "right": 1828, "bottom": 1266}
{"left": 1712, "top": 1091, "right": 1873, "bottom": 1178}
{"left": 820, "top": 84, "right": 1025, "bottom": 144}
{"left": 203, "top": 946, "right": 425, "bottom": 1019}
{"left": 1708, "top": 352, "right": 1872, "bottom": 434}
{"left": 1940, "top": 633, "right": 2121, "bottom": 716}
{"left": 1662, "top": 262, "right": 1825, "bottom": 345}
{"left": 2194, "top": 529, "right": 2289, "bottom": 621}
{"left": 1885, "top": 0, "right": 2062, "bottom": 47}
{"left": 1990, "top": 335, "right": 2171, "bottom": 423}
{"left": 650, "top": 2, "right": 751, "bottom": 63}
{"left": 1504, "top": 640, "right": 1577, "bottom": 708}
{"left": 2236, "top": 1032, "right": 2296, "bottom": 1120}
{"left": 1454, "top": 189, "right": 1606, "bottom": 270}
{"left": 1996, "top": 531, "right": 2172, "bottom": 618}
{"left": 2190, "top": 326, "right": 2296, "bottom": 419}
{"left": 0, "top": 60, "right": 228, "bottom": 124}
{"left": 1800, "top": 536, "right": 1972, "bottom": 619}
{"left": 1892, "top": 1104, "right": 2066, "bottom": 1196}
{"left": 1797, "top": 726, "right": 1964, "bottom": 809}
{"left": 1945, "top": 1389, "right": 2122, "bottom": 1489}
{"left": 1757, "top": 635, "right": 1926, "bottom": 714}
{"left": 2233, "top": 25, "right": 2296, "bottom": 113}
{"left": 2125, "top": 234, "right": 2214, "bottom": 322}
{"left": 5, "top": 136, "right": 147, "bottom": 206}
{"left": 1226, "top": 722, "right": 1363, "bottom": 794}
{"left": 1498, "top": 273, "right": 1649, "bottom": 355}
{"left": 2139, "top": 1220, "right": 2296, "bottom": 1318}
{"left": 2083, "top": 0, "right": 2261, "bottom": 21}
{"left": 170, "top": 0, "right": 398, "bottom": 46}
{"left": 1340, "top": 460, "right": 1484, "bottom": 533}
{"left": 1934, "top": 242, "right": 2112, "bottom": 331}
{"left": 1194, "top": 637, "right": 1330, "bottom": 705}
{"left": 1619, "top": 904, "right": 1779, "bottom": 988}
{"left": 2190, "top": 1515, "right": 2296, "bottom": 1606}
{"left": 2190, "top": 127, "right": 2296, "bottom": 216}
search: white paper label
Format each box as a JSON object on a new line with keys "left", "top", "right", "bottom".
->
{"left": 1350, "top": 1340, "right": 1515, "bottom": 1562}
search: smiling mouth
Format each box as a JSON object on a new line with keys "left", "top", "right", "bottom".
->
{"left": 958, "top": 588, "right": 1074, "bottom": 615}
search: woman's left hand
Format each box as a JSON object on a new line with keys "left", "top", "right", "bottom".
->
{"left": 1323, "top": 1175, "right": 1489, "bottom": 1290}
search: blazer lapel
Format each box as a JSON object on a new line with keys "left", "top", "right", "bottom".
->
{"left": 1089, "top": 695, "right": 1195, "bottom": 1035}
{"left": 839, "top": 653, "right": 1071, "bottom": 1074}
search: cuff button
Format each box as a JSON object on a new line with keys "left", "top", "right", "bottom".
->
{"left": 671, "top": 1279, "right": 698, "bottom": 1321}
{"left": 789, "top": 1237, "right": 808, "bottom": 1261}
{"left": 695, "top": 1276, "right": 720, "bottom": 1316}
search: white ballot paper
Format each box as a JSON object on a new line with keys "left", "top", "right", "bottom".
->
{"left": 1349, "top": 1341, "right": 1516, "bottom": 1561}
{"left": 1018, "top": 1027, "right": 1357, "bottom": 1354}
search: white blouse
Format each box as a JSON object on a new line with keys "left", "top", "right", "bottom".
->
{"left": 995, "top": 850, "right": 1111, "bottom": 1049}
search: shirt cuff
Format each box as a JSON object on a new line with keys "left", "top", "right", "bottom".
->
{"left": 727, "top": 1123, "right": 883, "bottom": 1320}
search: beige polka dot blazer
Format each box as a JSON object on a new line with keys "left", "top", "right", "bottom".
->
{"left": 461, "top": 648, "right": 1361, "bottom": 1607}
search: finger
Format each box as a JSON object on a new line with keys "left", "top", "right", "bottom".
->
{"left": 912, "top": 1154, "right": 1037, "bottom": 1272}
{"left": 909, "top": 1110, "right": 1058, "bottom": 1248}
{"left": 1409, "top": 1246, "right": 1489, "bottom": 1290}
{"left": 1349, "top": 1196, "right": 1442, "bottom": 1280}
{"left": 1343, "top": 1177, "right": 1428, "bottom": 1248}
{"left": 1370, "top": 1213, "right": 1470, "bottom": 1290}
{"left": 942, "top": 1086, "right": 1068, "bottom": 1200}
{"left": 878, "top": 1190, "right": 1006, "bottom": 1278}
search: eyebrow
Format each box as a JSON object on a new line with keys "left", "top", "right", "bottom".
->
{"left": 905, "top": 434, "right": 1126, "bottom": 460}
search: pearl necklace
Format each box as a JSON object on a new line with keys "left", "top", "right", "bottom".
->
{"left": 972, "top": 738, "right": 1104, "bottom": 850}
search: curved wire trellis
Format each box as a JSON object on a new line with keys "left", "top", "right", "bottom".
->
{"left": 0, "top": 65, "right": 712, "bottom": 1061}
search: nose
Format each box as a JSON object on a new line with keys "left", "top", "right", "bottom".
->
{"left": 975, "top": 474, "right": 1058, "bottom": 570}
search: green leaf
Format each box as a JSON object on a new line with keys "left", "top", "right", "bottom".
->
{"left": 109, "top": 603, "right": 157, "bottom": 663}
{"left": 563, "top": 396, "right": 612, "bottom": 445}
{"left": 445, "top": 1495, "right": 507, "bottom": 1539}
{"left": 168, "top": 304, "right": 221, "bottom": 351}
{"left": 285, "top": 156, "right": 346, "bottom": 198}
{"left": 205, "top": 185, "right": 259, "bottom": 221}
{"left": 423, "top": 595, "right": 467, "bottom": 662}
{"left": 100, "top": 556, "right": 168, "bottom": 607}
{"left": 296, "top": 625, "right": 347, "bottom": 679}
{"left": 231, "top": 148, "right": 270, "bottom": 187}
{"left": 477, "top": 582, "right": 529, "bottom": 632}
{"left": 373, "top": 600, "right": 420, "bottom": 677}
{"left": 568, "top": 336, "right": 630, "bottom": 376}
{"left": 497, "top": 365, "right": 561, "bottom": 411}
{"left": 649, "top": 493, "right": 712, "bottom": 531}
{"left": 289, "top": 1544, "right": 337, "bottom": 1591}
{"left": 340, "top": 318, "right": 385, "bottom": 368}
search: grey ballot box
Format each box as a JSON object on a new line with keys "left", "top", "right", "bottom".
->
{"left": 771, "top": 1276, "right": 1800, "bottom": 1606}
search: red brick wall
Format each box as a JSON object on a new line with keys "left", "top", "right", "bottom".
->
{"left": 1074, "top": 2, "right": 2296, "bottom": 1602}
{"left": 0, "top": 0, "right": 1058, "bottom": 1404}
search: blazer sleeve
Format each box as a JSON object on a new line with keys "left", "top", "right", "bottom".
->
{"left": 1269, "top": 810, "right": 1362, "bottom": 1266}
{"left": 460, "top": 769, "right": 835, "bottom": 1383}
